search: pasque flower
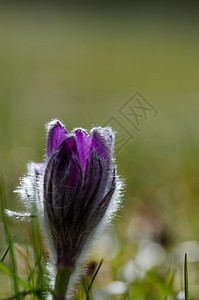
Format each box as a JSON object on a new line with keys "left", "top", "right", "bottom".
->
{"left": 18, "top": 119, "right": 121, "bottom": 298}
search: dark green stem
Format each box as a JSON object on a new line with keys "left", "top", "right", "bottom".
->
{"left": 53, "top": 265, "right": 72, "bottom": 300}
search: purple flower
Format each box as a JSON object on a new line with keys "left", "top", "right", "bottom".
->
{"left": 18, "top": 119, "right": 121, "bottom": 272}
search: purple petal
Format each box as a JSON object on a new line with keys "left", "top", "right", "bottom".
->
{"left": 73, "top": 128, "right": 92, "bottom": 177}
{"left": 44, "top": 135, "right": 83, "bottom": 237}
{"left": 89, "top": 128, "right": 115, "bottom": 205}
{"left": 91, "top": 127, "right": 114, "bottom": 162}
{"left": 46, "top": 120, "right": 67, "bottom": 158}
{"left": 80, "top": 149, "right": 114, "bottom": 213}
{"left": 80, "top": 150, "right": 101, "bottom": 205}
{"left": 52, "top": 136, "right": 82, "bottom": 205}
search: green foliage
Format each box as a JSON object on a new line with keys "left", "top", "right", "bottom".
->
{"left": 0, "top": 177, "right": 20, "bottom": 299}
{"left": 0, "top": 177, "right": 48, "bottom": 299}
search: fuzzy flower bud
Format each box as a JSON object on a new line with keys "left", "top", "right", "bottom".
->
{"left": 17, "top": 119, "right": 122, "bottom": 293}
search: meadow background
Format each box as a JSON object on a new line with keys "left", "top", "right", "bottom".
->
{"left": 1, "top": 2, "right": 199, "bottom": 299}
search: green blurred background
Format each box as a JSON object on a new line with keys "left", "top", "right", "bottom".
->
{"left": 1, "top": 2, "right": 199, "bottom": 298}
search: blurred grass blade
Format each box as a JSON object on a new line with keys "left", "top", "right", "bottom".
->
{"left": 0, "top": 235, "right": 15, "bottom": 262}
{"left": 0, "top": 261, "right": 31, "bottom": 290}
{"left": 31, "top": 206, "right": 48, "bottom": 297}
{"left": 0, "top": 176, "right": 20, "bottom": 299}
{"left": 85, "top": 259, "right": 103, "bottom": 300}
{"left": 122, "top": 289, "right": 130, "bottom": 300}
{"left": 184, "top": 253, "right": 189, "bottom": 300}
{"left": 146, "top": 270, "right": 177, "bottom": 298}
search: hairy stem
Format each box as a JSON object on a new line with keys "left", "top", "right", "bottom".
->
{"left": 53, "top": 265, "right": 72, "bottom": 300}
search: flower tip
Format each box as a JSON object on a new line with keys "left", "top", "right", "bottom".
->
{"left": 45, "top": 119, "right": 65, "bottom": 132}
{"left": 46, "top": 119, "right": 67, "bottom": 158}
{"left": 91, "top": 126, "right": 115, "bottom": 144}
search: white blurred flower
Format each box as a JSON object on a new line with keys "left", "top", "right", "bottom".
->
{"left": 135, "top": 240, "right": 166, "bottom": 271}
{"left": 121, "top": 260, "right": 144, "bottom": 282}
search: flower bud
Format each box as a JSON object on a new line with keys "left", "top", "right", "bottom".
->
{"left": 18, "top": 119, "right": 122, "bottom": 275}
